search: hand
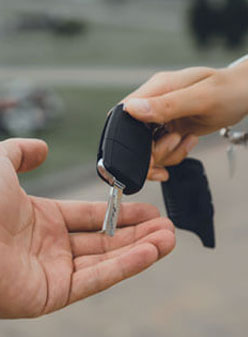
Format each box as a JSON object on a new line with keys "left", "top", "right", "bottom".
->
{"left": 0, "top": 138, "right": 175, "bottom": 319}
{"left": 124, "top": 63, "right": 248, "bottom": 180}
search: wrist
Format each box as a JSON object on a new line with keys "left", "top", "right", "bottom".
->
{"left": 226, "top": 61, "right": 248, "bottom": 118}
{"left": 229, "top": 54, "right": 248, "bottom": 68}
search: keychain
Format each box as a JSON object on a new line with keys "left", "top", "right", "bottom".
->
{"left": 220, "top": 127, "right": 248, "bottom": 177}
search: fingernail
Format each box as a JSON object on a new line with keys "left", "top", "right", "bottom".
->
{"left": 186, "top": 136, "right": 198, "bottom": 152}
{"left": 168, "top": 135, "right": 181, "bottom": 151}
{"left": 124, "top": 98, "right": 151, "bottom": 114}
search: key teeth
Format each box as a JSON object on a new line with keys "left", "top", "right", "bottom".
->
{"left": 103, "top": 227, "right": 115, "bottom": 237}
{"left": 101, "top": 181, "right": 124, "bottom": 237}
{"left": 107, "top": 230, "right": 115, "bottom": 237}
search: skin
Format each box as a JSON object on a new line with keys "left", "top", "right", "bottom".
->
{"left": 0, "top": 138, "right": 175, "bottom": 319}
{"left": 123, "top": 61, "right": 248, "bottom": 181}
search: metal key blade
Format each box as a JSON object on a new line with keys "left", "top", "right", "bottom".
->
{"left": 102, "top": 180, "right": 125, "bottom": 236}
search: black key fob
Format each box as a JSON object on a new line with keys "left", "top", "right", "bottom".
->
{"left": 161, "top": 158, "right": 215, "bottom": 248}
{"left": 97, "top": 104, "right": 153, "bottom": 195}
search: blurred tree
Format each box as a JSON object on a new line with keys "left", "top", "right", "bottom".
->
{"left": 189, "top": 0, "right": 214, "bottom": 47}
{"left": 189, "top": 0, "right": 248, "bottom": 49}
{"left": 52, "top": 19, "right": 87, "bottom": 37}
{"left": 104, "top": 0, "right": 129, "bottom": 6}
{"left": 223, "top": 0, "right": 248, "bottom": 48}
{"left": 15, "top": 13, "right": 88, "bottom": 38}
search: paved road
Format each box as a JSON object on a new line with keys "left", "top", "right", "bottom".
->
{"left": 0, "top": 64, "right": 223, "bottom": 88}
{"left": 1, "top": 141, "right": 248, "bottom": 337}
{"left": 0, "top": 66, "right": 163, "bottom": 88}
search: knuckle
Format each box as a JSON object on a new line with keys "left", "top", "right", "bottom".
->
{"left": 150, "top": 205, "right": 161, "bottom": 218}
{"left": 156, "top": 229, "right": 176, "bottom": 258}
{"left": 172, "top": 151, "right": 187, "bottom": 166}
{"left": 172, "top": 157, "right": 183, "bottom": 166}
{"left": 152, "top": 71, "right": 168, "bottom": 80}
{"left": 209, "top": 69, "right": 227, "bottom": 87}
{"left": 178, "top": 66, "right": 216, "bottom": 79}
{"left": 160, "top": 217, "right": 175, "bottom": 233}
{"left": 195, "top": 86, "right": 215, "bottom": 114}
{"left": 203, "top": 70, "right": 228, "bottom": 112}
{"left": 198, "top": 66, "right": 217, "bottom": 77}
{"left": 151, "top": 97, "right": 174, "bottom": 123}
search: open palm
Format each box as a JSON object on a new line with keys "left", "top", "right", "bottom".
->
{"left": 0, "top": 138, "right": 175, "bottom": 319}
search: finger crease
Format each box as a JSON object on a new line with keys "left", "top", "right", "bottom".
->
{"left": 100, "top": 234, "right": 109, "bottom": 254}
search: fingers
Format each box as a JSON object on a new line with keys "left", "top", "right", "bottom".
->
{"left": 70, "top": 217, "right": 174, "bottom": 256}
{"left": 154, "top": 134, "right": 198, "bottom": 168}
{"left": 162, "top": 135, "right": 198, "bottom": 167}
{"left": 147, "top": 155, "right": 169, "bottom": 181}
{"left": 69, "top": 230, "right": 175, "bottom": 304}
{"left": 69, "top": 244, "right": 158, "bottom": 304}
{"left": 74, "top": 228, "right": 175, "bottom": 270}
{"left": 0, "top": 138, "right": 48, "bottom": 173}
{"left": 124, "top": 78, "right": 215, "bottom": 124}
{"left": 123, "top": 67, "right": 215, "bottom": 102}
{"left": 147, "top": 134, "right": 198, "bottom": 181}
{"left": 152, "top": 133, "right": 181, "bottom": 164}
{"left": 56, "top": 201, "right": 160, "bottom": 232}
{"left": 147, "top": 167, "right": 169, "bottom": 181}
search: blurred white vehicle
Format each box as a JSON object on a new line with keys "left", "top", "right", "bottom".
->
{"left": 0, "top": 79, "right": 64, "bottom": 136}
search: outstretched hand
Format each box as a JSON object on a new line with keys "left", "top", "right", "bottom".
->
{"left": 0, "top": 138, "right": 175, "bottom": 319}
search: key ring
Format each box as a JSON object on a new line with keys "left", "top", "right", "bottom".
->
{"left": 220, "top": 127, "right": 248, "bottom": 145}
{"left": 220, "top": 126, "right": 248, "bottom": 178}
{"left": 150, "top": 123, "right": 170, "bottom": 141}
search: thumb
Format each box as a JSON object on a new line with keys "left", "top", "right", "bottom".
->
{"left": 0, "top": 138, "right": 48, "bottom": 173}
{"left": 124, "top": 80, "right": 213, "bottom": 124}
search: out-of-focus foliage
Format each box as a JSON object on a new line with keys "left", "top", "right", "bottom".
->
{"left": 12, "top": 12, "right": 88, "bottom": 37}
{"left": 1, "top": 0, "right": 247, "bottom": 67}
{"left": 189, "top": 0, "right": 248, "bottom": 49}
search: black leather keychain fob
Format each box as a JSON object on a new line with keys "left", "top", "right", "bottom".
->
{"left": 161, "top": 158, "right": 215, "bottom": 248}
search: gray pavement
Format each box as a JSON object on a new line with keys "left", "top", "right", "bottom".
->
{"left": 0, "top": 66, "right": 162, "bottom": 88}
{"left": 1, "top": 142, "right": 248, "bottom": 337}
{"left": 0, "top": 65, "right": 224, "bottom": 88}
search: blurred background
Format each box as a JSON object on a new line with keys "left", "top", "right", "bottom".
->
{"left": 0, "top": 0, "right": 248, "bottom": 336}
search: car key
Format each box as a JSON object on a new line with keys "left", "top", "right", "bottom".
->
{"left": 97, "top": 159, "right": 125, "bottom": 236}
{"left": 97, "top": 104, "right": 153, "bottom": 236}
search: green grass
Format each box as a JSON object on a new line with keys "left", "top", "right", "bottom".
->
{"left": 17, "top": 86, "right": 132, "bottom": 183}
